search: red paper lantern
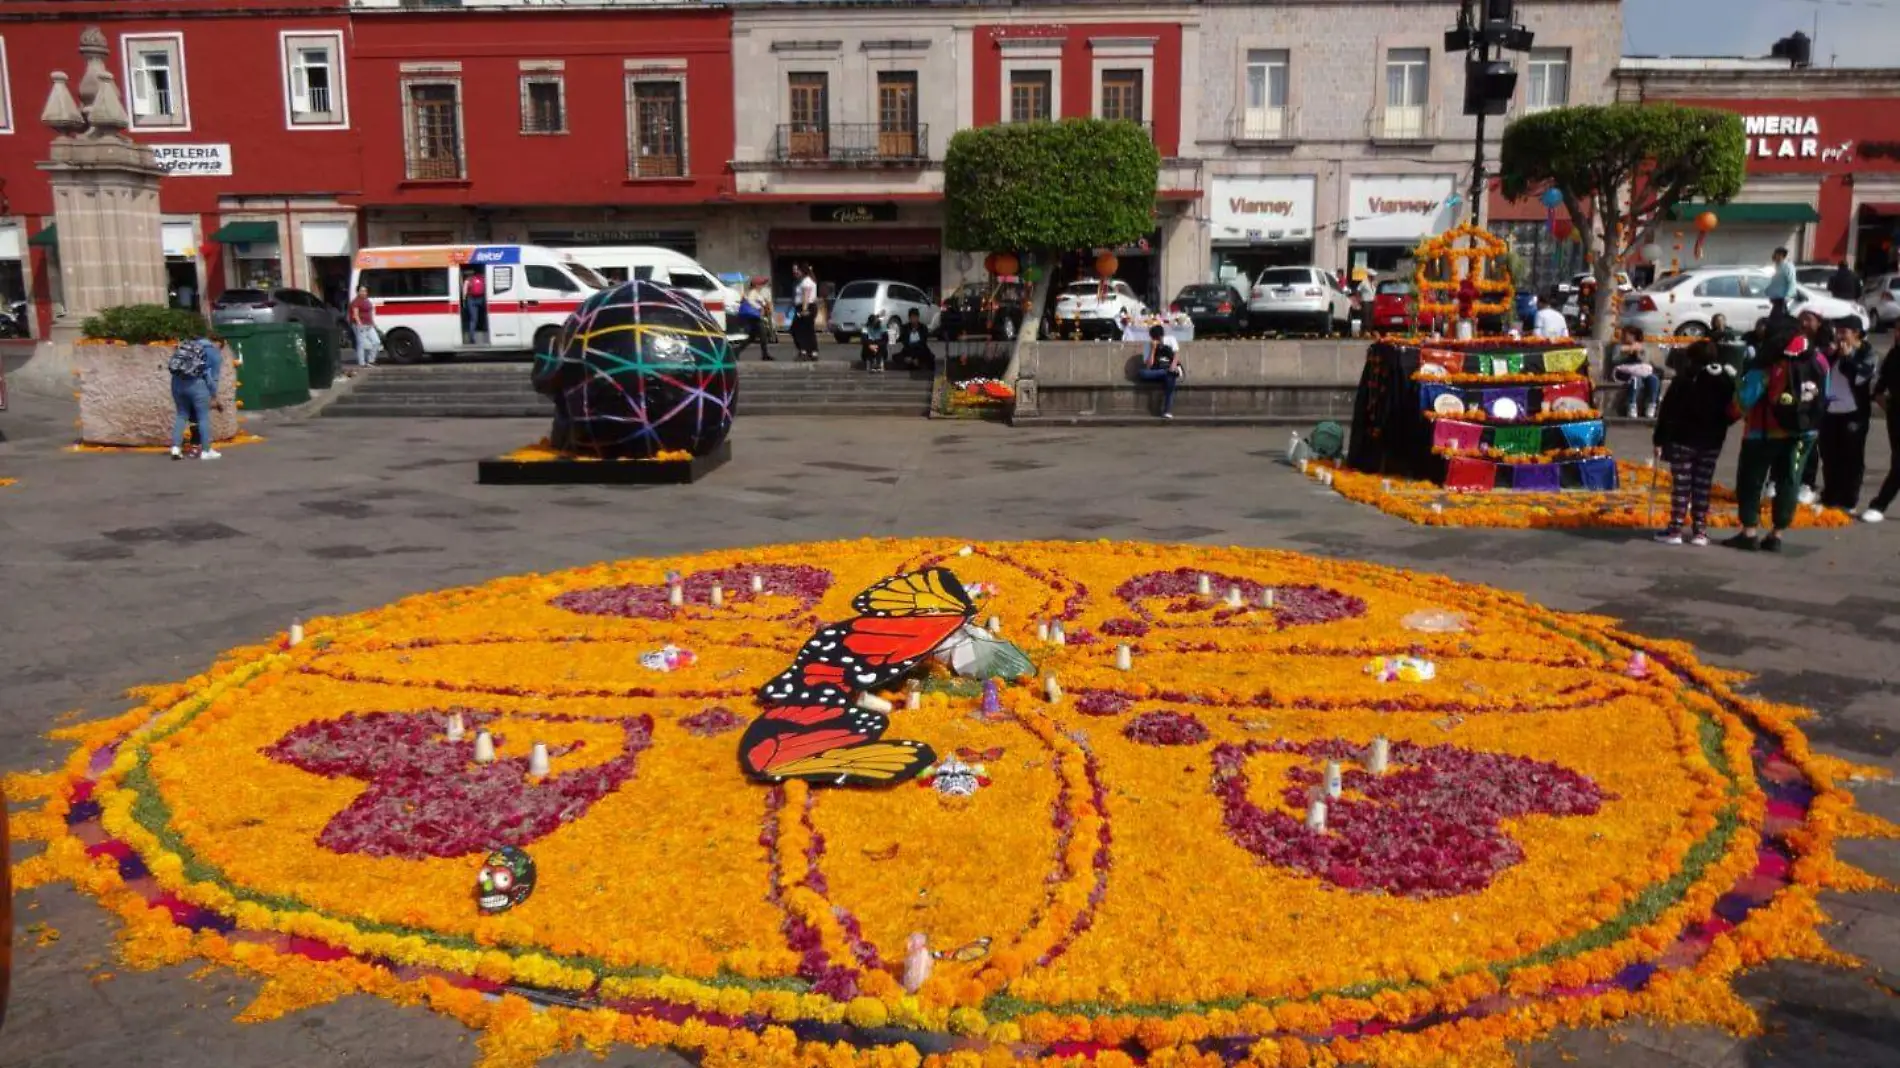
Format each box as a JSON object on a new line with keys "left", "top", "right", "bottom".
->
{"left": 994, "top": 253, "right": 1020, "bottom": 277}
{"left": 1551, "top": 217, "right": 1573, "bottom": 242}
{"left": 1094, "top": 252, "right": 1119, "bottom": 278}
{"left": 983, "top": 253, "right": 1001, "bottom": 276}
{"left": 1694, "top": 211, "right": 1719, "bottom": 234}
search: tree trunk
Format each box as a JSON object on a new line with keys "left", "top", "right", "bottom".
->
{"left": 1004, "top": 253, "right": 1055, "bottom": 382}
{"left": 1591, "top": 194, "right": 1625, "bottom": 344}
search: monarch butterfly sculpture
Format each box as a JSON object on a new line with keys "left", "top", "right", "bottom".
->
{"left": 738, "top": 568, "right": 1029, "bottom": 787}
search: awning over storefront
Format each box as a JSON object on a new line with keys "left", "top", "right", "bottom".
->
{"left": 210, "top": 220, "right": 280, "bottom": 244}
{"left": 768, "top": 227, "right": 940, "bottom": 255}
{"left": 27, "top": 224, "right": 58, "bottom": 248}
{"left": 1666, "top": 202, "right": 1820, "bottom": 224}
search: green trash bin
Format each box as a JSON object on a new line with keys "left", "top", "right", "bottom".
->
{"left": 220, "top": 322, "right": 312, "bottom": 412}
{"left": 303, "top": 319, "right": 341, "bottom": 390}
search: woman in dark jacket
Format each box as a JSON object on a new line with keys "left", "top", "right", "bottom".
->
{"left": 1653, "top": 340, "right": 1739, "bottom": 545}
{"left": 1861, "top": 338, "right": 1900, "bottom": 523}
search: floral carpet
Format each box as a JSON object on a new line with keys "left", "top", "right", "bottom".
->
{"left": 1302, "top": 460, "right": 1858, "bottom": 531}
{"left": 4, "top": 539, "right": 1894, "bottom": 1068}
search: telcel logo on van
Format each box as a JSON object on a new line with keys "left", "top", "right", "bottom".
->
{"left": 469, "top": 247, "right": 521, "bottom": 265}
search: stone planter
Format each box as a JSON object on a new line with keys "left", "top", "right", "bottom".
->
{"left": 71, "top": 343, "right": 240, "bottom": 446}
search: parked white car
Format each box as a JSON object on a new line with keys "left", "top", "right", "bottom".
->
{"left": 1053, "top": 279, "right": 1149, "bottom": 339}
{"left": 1246, "top": 266, "right": 1351, "bottom": 335}
{"left": 1862, "top": 274, "right": 1900, "bottom": 331}
{"left": 1623, "top": 266, "right": 1872, "bottom": 338}
{"left": 828, "top": 280, "right": 938, "bottom": 343}
{"left": 556, "top": 246, "right": 739, "bottom": 336}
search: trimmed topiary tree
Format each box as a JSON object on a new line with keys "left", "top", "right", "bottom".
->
{"left": 1500, "top": 104, "right": 1746, "bottom": 340}
{"left": 944, "top": 118, "right": 1160, "bottom": 370}
{"left": 80, "top": 303, "right": 209, "bottom": 346}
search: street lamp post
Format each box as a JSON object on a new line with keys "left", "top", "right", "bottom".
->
{"left": 1446, "top": 0, "right": 1536, "bottom": 227}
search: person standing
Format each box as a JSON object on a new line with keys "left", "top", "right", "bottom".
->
{"left": 1860, "top": 333, "right": 1900, "bottom": 522}
{"left": 1817, "top": 319, "right": 1878, "bottom": 510}
{"left": 730, "top": 277, "right": 774, "bottom": 361}
{"left": 1532, "top": 294, "right": 1568, "bottom": 339}
{"left": 1766, "top": 247, "right": 1797, "bottom": 322}
{"left": 347, "top": 285, "right": 380, "bottom": 367}
{"left": 1137, "top": 323, "right": 1185, "bottom": 419}
{"left": 1827, "top": 259, "right": 1860, "bottom": 302}
{"left": 1726, "top": 332, "right": 1831, "bottom": 552}
{"left": 461, "top": 269, "right": 487, "bottom": 344}
{"left": 791, "top": 264, "right": 820, "bottom": 363}
{"left": 167, "top": 333, "right": 225, "bottom": 461}
{"left": 1651, "top": 340, "right": 1738, "bottom": 546}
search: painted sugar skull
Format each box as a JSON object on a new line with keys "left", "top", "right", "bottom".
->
{"left": 476, "top": 846, "right": 537, "bottom": 913}
{"left": 531, "top": 279, "right": 736, "bottom": 459}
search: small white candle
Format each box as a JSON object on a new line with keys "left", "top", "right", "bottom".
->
{"left": 1368, "top": 736, "right": 1391, "bottom": 775}
{"left": 1306, "top": 798, "right": 1328, "bottom": 832}
{"left": 1115, "top": 644, "right": 1133, "bottom": 671}
{"left": 987, "top": 615, "right": 1002, "bottom": 636}
{"left": 528, "top": 742, "right": 550, "bottom": 778}
{"left": 1300, "top": 459, "right": 1310, "bottom": 475}
{"left": 750, "top": 574, "right": 766, "bottom": 594}
{"left": 1196, "top": 574, "right": 1212, "bottom": 596}
{"left": 1050, "top": 621, "right": 1066, "bottom": 645}
{"left": 1324, "top": 760, "right": 1343, "bottom": 800}
{"left": 667, "top": 584, "right": 684, "bottom": 607}
{"left": 473, "top": 731, "right": 496, "bottom": 765}
{"left": 1431, "top": 503, "right": 1444, "bottom": 514}
{"left": 709, "top": 584, "right": 724, "bottom": 607}
{"left": 1224, "top": 586, "right": 1243, "bottom": 608}
{"left": 905, "top": 690, "right": 922, "bottom": 711}
{"left": 1260, "top": 588, "right": 1277, "bottom": 609}
{"left": 446, "top": 712, "right": 466, "bottom": 742}
{"left": 1035, "top": 621, "right": 1050, "bottom": 642}
{"left": 1382, "top": 478, "right": 1393, "bottom": 493}
{"left": 957, "top": 545, "right": 974, "bottom": 556}
{"left": 289, "top": 618, "right": 304, "bottom": 647}
{"left": 1044, "top": 674, "right": 1062, "bottom": 703}
{"left": 856, "top": 692, "right": 894, "bottom": 714}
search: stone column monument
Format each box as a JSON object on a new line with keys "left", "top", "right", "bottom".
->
{"left": 36, "top": 26, "right": 167, "bottom": 341}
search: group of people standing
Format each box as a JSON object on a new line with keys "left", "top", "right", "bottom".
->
{"left": 1648, "top": 307, "right": 1896, "bottom": 551}
{"left": 731, "top": 264, "right": 824, "bottom": 363}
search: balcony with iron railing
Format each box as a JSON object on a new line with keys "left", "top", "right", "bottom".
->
{"left": 772, "top": 122, "right": 931, "bottom": 165}
{"left": 629, "top": 150, "right": 686, "bottom": 179}
{"left": 406, "top": 149, "right": 463, "bottom": 181}
{"left": 1230, "top": 107, "right": 1299, "bottom": 144}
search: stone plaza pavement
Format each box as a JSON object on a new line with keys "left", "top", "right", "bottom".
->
{"left": 0, "top": 386, "right": 1896, "bottom": 1067}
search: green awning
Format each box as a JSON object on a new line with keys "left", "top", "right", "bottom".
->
{"left": 1667, "top": 202, "right": 1821, "bottom": 224}
{"left": 209, "top": 220, "right": 279, "bottom": 244}
{"left": 27, "top": 224, "right": 57, "bottom": 247}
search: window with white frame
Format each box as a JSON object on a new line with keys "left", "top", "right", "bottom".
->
{"left": 1242, "top": 49, "right": 1289, "bottom": 139}
{"left": 1382, "top": 48, "right": 1428, "bottom": 139}
{"left": 521, "top": 73, "right": 565, "bottom": 134}
{"left": 124, "top": 33, "right": 187, "bottom": 129}
{"left": 283, "top": 32, "right": 345, "bottom": 127}
{"left": 1525, "top": 48, "right": 1570, "bottom": 112}
{"left": 627, "top": 74, "right": 686, "bottom": 178}
{"left": 403, "top": 76, "right": 464, "bottom": 180}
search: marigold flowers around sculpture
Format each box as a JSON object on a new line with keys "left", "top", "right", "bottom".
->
{"left": 4, "top": 538, "right": 1893, "bottom": 1068}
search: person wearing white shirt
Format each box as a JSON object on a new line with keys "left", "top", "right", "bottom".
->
{"left": 1532, "top": 295, "right": 1569, "bottom": 339}
{"left": 790, "top": 265, "right": 820, "bottom": 362}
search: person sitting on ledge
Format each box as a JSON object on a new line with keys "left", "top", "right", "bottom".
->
{"left": 1137, "top": 323, "right": 1185, "bottom": 420}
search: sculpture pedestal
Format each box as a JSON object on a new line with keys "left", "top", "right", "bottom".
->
{"left": 477, "top": 441, "right": 731, "bottom": 486}
{"left": 38, "top": 136, "right": 167, "bottom": 323}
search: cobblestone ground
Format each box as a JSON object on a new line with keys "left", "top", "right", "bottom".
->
{"left": 1, "top": 383, "right": 1896, "bottom": 1068}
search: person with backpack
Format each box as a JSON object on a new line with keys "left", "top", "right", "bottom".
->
{"left": 729, "top": 277, "right": 773, "bottom": 361}
{"left": 1651, "top": 340, "right": 1739, "bottom": 546}
{"left": 1860, "top": 334, "right": 1900, "bottom": 523}
{"left": 167, "top": 333, "right": 225, "bottom": 461}
{"left": 1817, "top": 318, "right": 1878, "bottom": 510}
{"left": 1725, "top": 331, "right": 1830, "bottom": 552}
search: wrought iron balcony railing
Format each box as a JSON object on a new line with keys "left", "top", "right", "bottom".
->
{"left": 773, "top": 122, "right": 931, "bottom": 164}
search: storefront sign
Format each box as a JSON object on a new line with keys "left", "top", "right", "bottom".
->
{"left": 1208, "top": 176, "right": 1316, "bottom": 243}
{"left": 1348, "top": 175, "right": 1457, "bottom": 243}
{"left": 1743, "top": 115, "right": 1853, "bottom": 162}
{"left": 809, "top": 203, "right": 899, "bottom": 224}
{"left": 528, "top": 228, "right": 697, "bottom": 249}
{"left": 150, "top": 144, "right": 233, "bottom": 176}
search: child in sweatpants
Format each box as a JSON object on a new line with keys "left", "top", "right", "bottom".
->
{"left": 1652, "top": 340, "right": 1739, "bottom": 545}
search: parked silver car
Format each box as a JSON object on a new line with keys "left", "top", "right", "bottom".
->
{"left": 828, "top": 280, "right": 938, "bottom": 343}
{"left": 1862, "top": 273, "right": 1900, "bottom": 331}
{"left": 1246, "top": 266, "right": 1351, "bottom": 335}
{"left": 210, "top": 287, "right": 346, "bottom": 336}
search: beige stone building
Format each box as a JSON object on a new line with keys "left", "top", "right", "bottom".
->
{"left": 1191, "top": 0, "right": 1622, "bottom": 288}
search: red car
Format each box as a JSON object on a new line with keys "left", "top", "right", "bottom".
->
{"left": 1370, "top": 278, "right": 1419, "bottom": 332}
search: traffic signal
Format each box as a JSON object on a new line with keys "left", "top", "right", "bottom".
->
{"left": 1463, "top": 59, "right": 1517, "bottom": 116}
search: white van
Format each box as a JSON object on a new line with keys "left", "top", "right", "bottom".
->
{"left": 557, "top": 246, "right": 738, "bottom": 335}
{"left": 349, "top": 244, "right": 608, "bottom": 362}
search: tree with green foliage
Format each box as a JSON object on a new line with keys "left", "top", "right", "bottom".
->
{"left": 944, "top": 118, "right": 1160, "bottom": 368}
{"left": 1500, "top": 104, "right": 1745, "bottom": 340}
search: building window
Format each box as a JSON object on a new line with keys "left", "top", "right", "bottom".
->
{"left": 123, "top": 33, "right": 187, "bottom": 129}
{"left": 0, "top": 37, "right": 13, "bottom": 133}
{"left": 1526, "top": 48, "right": 1570, "bottom": 112}
{"left": 403, "top": 79, "right": 464, "bottom": 180}
{"left": 282, "top": 32, "right": 345, "bottom": 127}
{"left": 1382, "top": 48, "right": 1429, "bottom": 139}
{"left": 1100, "top": 68, "right": 1144, "bottom": 124}
{"left": 787, "top": 71, "right": 829, "bottom": 159}
{"left": 1242, "top": 49, "right": 1289, "bottom": 139}
{"left": 628, "top": 77, "right": 685, "bottom": 177}
{"left": 521, "top": 75, "right": 565, "bottom": 134}
{"left": 1008, "top": 69, "right": 1052, "bottom": 123}
{"left": 876, "top": 71, "right": 918, "bottom": 158}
